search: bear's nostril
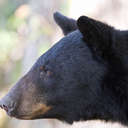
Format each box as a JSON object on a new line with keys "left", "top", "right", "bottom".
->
{"left": 2, "top": 104, "right": 9, "bottom": 112}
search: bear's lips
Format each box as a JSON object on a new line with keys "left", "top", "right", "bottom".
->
{"left": 11, "top": 114, "right": 35, "bottom": 120}
{"left": 0, "top": 104, "right": 41, "bottom": 120}
{"left": 0, "top": 101, "right": 52, "bottom": 120}
{"left": 0, "top": 96, "right": 18, "bottom": 117}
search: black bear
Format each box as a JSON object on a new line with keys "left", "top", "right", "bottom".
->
{"left": 0, "top": 12, "right": 128, "bottom": 126}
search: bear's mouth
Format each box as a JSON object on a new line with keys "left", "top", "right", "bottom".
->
{"left": 12, "top": 114, "right": 38, "bottom": 120}
{"left": 1, "top": 102, "right": 52, "bottom": 120}
{"left": 4, "top": 109, "right": 47, "bottom": 120}
{"left": 9, "top": 113, "right": 51, "bottom": 120}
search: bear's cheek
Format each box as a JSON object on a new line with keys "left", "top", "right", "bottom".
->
{"left": 16, "top": 102, "right": 51, "bottom": 120}
{"left": 14, "top": 82, "right": 51, "bottom": 119}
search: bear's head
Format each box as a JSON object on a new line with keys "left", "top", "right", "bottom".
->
{"left": 1, "top": 12, "right": 128, "bottom": 125}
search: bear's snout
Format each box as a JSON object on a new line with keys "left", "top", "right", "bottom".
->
{"left": 0, "top": 96, "right": 17, "bottom": 117}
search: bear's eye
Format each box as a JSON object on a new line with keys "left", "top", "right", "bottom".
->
{"left": 40, "top": 66, "right": 47, "bottom": 71}
{"left": 40, "top": 66, "right": 46, "bottom": 78}
{"left": 39, "top": 66, "right": 53, "bottom": 78}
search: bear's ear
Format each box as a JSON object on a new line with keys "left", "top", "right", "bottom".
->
{"left": 77, "top": 16, "right": 114, "bottom": 59}
{"left": 54, "top": 12, "right": 77, "bottom": 35}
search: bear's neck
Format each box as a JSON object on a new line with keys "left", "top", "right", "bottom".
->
{"left": 78, "top": 70, "right": 128, "bottom": 126}
{"left": 92, "top": 68, "right": 128, "bottom": 126}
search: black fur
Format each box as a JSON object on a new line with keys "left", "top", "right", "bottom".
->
{"left": 54, "top": 12, "right": 77, "bottom": 35}
{"left": 1, "top": 12, "right": 128, "bottom": 126}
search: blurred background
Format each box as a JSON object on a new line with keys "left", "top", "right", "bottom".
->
{"left": 0, "top": 0, "right": 128, "bottom": 128}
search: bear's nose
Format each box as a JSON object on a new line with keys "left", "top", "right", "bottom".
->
{"left": 0, "top": 97, "right": 16, "bottom": 114}
{"left": 0, "top": 99, "right": 17, "bottom": 117}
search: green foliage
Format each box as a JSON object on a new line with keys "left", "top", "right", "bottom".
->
{"left": 0, "top": 0, "right": 25, "bottom": 89}
{"left": 0, "top": 30, "right": 18, "bottom": 63}
{"left": 7, "top": 15, "right": 25, "bottom": 30}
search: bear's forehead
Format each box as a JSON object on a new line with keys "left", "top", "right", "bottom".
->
{"left": 34, "top": 30, "right": 85, "bottom": 66}
{"left": 33, "top": 30, "right": 106, "bottom": 70}
{"left": 31, "top": 29, "right": 107, "bottom": 76}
